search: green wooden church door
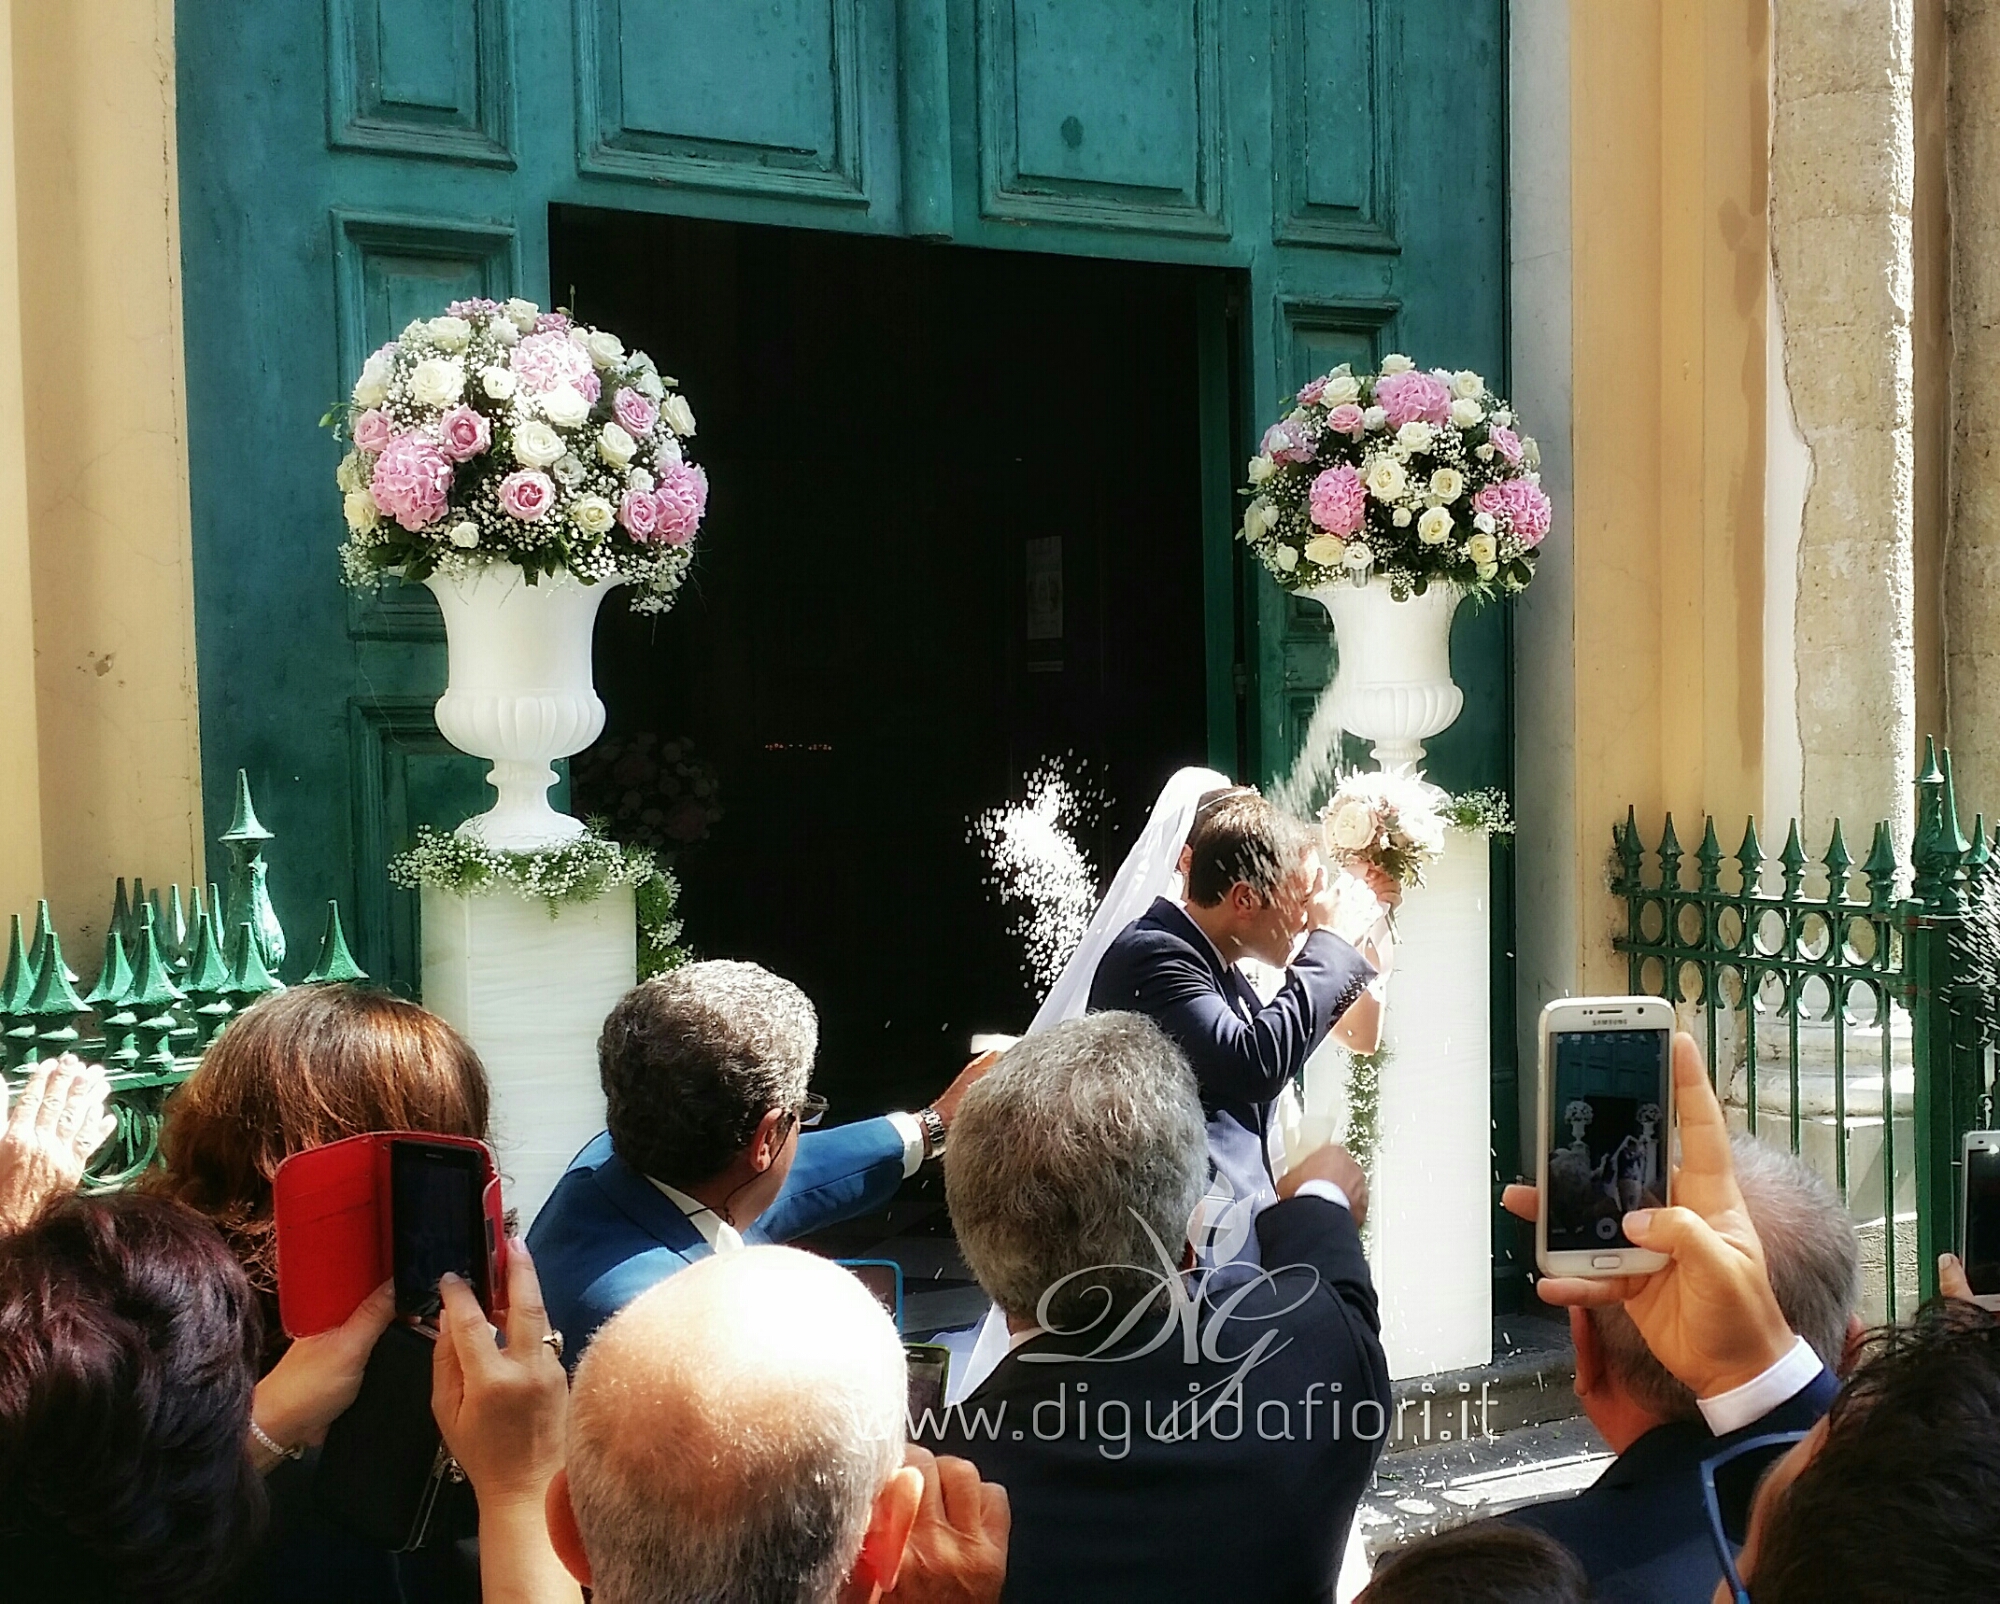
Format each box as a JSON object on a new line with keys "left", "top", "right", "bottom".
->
{"left": 176, "top": 0, "right": 1508, "bottom": 985}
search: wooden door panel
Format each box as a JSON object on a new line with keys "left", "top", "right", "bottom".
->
{"left": 1271, "top": 0, "right": 1397, "bottom": 250}
{"left": 327, "top": 0, "right": 514, "bottom": 163}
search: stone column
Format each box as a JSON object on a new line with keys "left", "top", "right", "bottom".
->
{"left": 1769, "top": 0, "right": 1918, "bottom": 848}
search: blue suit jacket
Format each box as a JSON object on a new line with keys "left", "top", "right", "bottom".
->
{"left": 1087, "top": 899, "right": 1373, "bottom": 1212}
{"left": 1504, "top": 1364, "right": 1840, "bottom": 1603}
{"left": 527, "top": 1116, "right": 909, "bottom": 1361}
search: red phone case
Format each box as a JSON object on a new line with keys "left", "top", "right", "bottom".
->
{"left": 272, "top": 1131, "right": 509, "bottom": 1339}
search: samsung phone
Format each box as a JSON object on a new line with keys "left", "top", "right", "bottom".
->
{"left": 1537, "top": 996, "right": 1676, "bottom": 1277}
{"left": 1960, "top": 1131, "right": 2000, "bottom": 1310}
{"left": 905, "top": 1343, "right": 951, "bottom": 1422}
{"left": 390, "top": 1139, "right": 491, "bottom": 1318}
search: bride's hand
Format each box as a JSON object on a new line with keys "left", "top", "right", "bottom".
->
{"left": 1359, "top": 863, "right": 1403, "bottom": 913}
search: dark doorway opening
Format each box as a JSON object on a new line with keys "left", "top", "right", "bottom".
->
{"left": 554, "top": 208, "right": 1228, "bottom": 1115}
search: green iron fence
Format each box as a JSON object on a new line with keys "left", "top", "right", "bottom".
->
{"left": 0, "top": 770, "right": 365, "bottom": 1188}
{"left": 1613, "top": 740, "right": 2000, "bottom": 1320}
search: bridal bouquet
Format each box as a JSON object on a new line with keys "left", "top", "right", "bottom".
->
{"left": 1238, "top": 356, "right": 1550, "bottom": 602}
{"left": 331, "top": 298, "right": 705, "bottom": 613}
{"left": 1321, "top": 772, "right": 1514, "bottom": 890}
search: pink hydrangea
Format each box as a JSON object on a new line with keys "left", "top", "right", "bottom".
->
{"left": 437, "top": 404, "right": 492, "bottom": 462}
{"left": 1308, "top": 465, "right": 1367, "bottom": 536}
{"left": 369, "top": 434, "right": 453, "bottom": 530}
{"left": 509, "top": 331, "right": 597, "bottom": 396}
{"left": 654, "top": 464, "right": 706, "bottom": 546}
{"left": 617, "top": 487, "right": 660, "bottom": 538}
{"left": 1325, "top": 402, "right": 1366, "bottom": 436}
{"left": 1374, "top": 369, "right": 1452, "bottom": 428}
{"left": 447, "top": 298, "right": 501, "bottom": 319}
{"left": 534, "top": 312, "right": 572, "bottom": 333}
{"left": 613, "top": 387, "right": 658, "bottom": 438}
{"left": 1473, "top": 478, "right": 1553, "bottom": 547}
{"left": 351, "top": 409, "right": 393, "bottom": 454}
{"left": 1488, "top": 424, "right": 1524, "bottom": 465}
{"left": 499, "top": 468, "right": 555, "bottom": 521}
{"left": 1260, "top": 417, "right": 1319, "bottom": 465}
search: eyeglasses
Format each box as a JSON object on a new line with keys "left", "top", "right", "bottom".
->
{"left": 797, "top": 1093, "right": 828, "bottom": 1129}
{"left": 1700, "top": 1428, "right": 1810, "bottom": 1603}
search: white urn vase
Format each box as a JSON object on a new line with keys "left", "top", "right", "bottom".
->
{"left": 1305, "top": 575, "right": 1464, "bottom": 773}
{"left": 424, "top": 564, "right": 614, "bottom": 849}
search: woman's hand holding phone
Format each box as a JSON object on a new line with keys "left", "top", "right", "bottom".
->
{"left": 1505, "top": 1033, "right": 1796, "bottom": 1402}
{"left": 250, "top": 1278, "right": 396, "bottom": 1466}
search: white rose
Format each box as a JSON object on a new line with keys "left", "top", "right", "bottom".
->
{"left": 1524, "top": 437, "right": 1542, "bottom": 469}
{"left": 1418, "top": 506, "right": 1454, "bottom": 545}
{"left": 1363, "top": 456, "right": 1407, "bottom": 501}
{"left": 335, "top": 451, "right": 367, "bottom": 494}
{"left": 1477, "top": 561, "right": 1500, "bottom": 582}
{"left": 409, "top": 356, "right": 465, "bottom": 408}
{"left": 660, "top": 394, "right": 697, "bottom": 436}
{"left": 571, "top": 494, "right": 616, "bottom": 536}
{"left": 655, "top": 433, "right": 684, "bottom": 464}
{"left": 1362, "top": 405, "right": 1389, "bottom": 431}
{"left": 1247, "top": 453, "right": 1277, "bottom": 485}
{"left": 352, "top": 350, "right": 393, "bottom": 409}
{"left": 1326, "top": 799, "right": 1378, "bottom": 852}
{"left": 447, "top": 519, "right": 480, "bottom": 549}
{"left": 513, "top": 419, "right": 565, "bottom": 468}
{"left": 1343, "top": 542, "right": 1375, "bottom": 569}
{"left": 1452, "top": 369, "right": 1483, "bottom": 399}
{"left": 1379, "top": 353, "right": 1415, "bottom": 374}
{"left": 342, "top": 488, "right": 379, "bottom": 533}
{"left": 1450, "top": 396, "right": 1485, "bottom": 429}
{"left": 1396, "top": 421, "right": 1435, "bottom": 453}
{"left": 1274, "top": 544, "right": 1299, "bottom": 572}
{"left": 1304, "top": 535, "right": 1346, "bottom": 568}
{"left": 567, "top": 326, "right": 591, "bottom": 349}
{"left": 1429, "top": 467, "right": 1465, "bottom": 503}
{"left": 1468, "top": 532, "right": 1498, "bottom": 565}
{"left": 1242, "top": 498, "right": 1279, "bottom": 540}
{"left": 585, "top": 330, "right": 625, "bottom": 369}
{"left": 627, "top": 466, "right": 655, "bottom": 494}
{"left": 480, "top": 365, "right": 517, "bottom": 401}
{"left": 541, "top": 384, "right": 591, "bottom": 429}
{"left": 553, "top": 453, "right": 586, "bottom": 487}
{"left": 428, "top": 316, "right": 472, "bottom": 352}
{"left": 1322, "top": 373, "right": 1361, "bottom": 406}
{"left": 486, "top": 315, "right": 520, "bottom": 347}
{"left": 504, "top": 298, "right": 539, "bottom": 332}
{"left": 1474, "top": 511, "right": 1497, "bottom": 534}
{"left": 1491, "top": 408, "right": 1513, "bottom": 427}
{"left": 597, "top": 421, "right": 638, "bottom": 468}
{"left": 1392, "top": 507, "right": 1413, "bottom": 527}
{"left": 1475, "top": 444, "right": 1495, "bottom": 461}
{"left": 637, "top": 369, "right": 665, "bottom": 400}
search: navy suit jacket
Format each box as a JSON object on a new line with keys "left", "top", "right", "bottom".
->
{"left": 527, "top": 1116, "right": 909, "bottom": 1361}
{"left": 917, "top": 1195, "right": 1391, "bottom": 1603}
{"left": 1504, "top": 1364, "right": 1839, "bottom": 1604}
{"left": 1087, "top": 899, "right": 1373, "bottom": 1210}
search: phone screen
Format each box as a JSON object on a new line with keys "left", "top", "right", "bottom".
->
{"left": 1964, "top": 1144, "right": 2000, "bottom": 1296}
{"left": 389, "top": 1141, "right": 486, "bottom": 1318}
{"left": 906, "top": 1344, "right": 949, "bottom": 1423}
{"left": 1547, "top": 1028, "right": 1671, "bottom": 1253}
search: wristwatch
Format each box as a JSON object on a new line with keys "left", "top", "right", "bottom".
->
{"left": 916, "top": 1105, "right": 948, "bottom": 1162}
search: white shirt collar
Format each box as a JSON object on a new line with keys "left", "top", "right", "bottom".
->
{"left": 1177, "top": 901, "right": 1234, "bottom": 973}
{"left": 647, "top": 1177, "right": 745, "bottom": 1254}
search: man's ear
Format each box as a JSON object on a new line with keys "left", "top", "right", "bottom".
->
{"left": 748, "top": 1107, "right": 791, "bottom": 1174}
{"left": 1179, "top": 1238, "right": 1198, "bottom": 1274}
{"left": 1176, "top": 844, "right": 1194, "bottom": 878}
{"left": 841, "top": 1464, "right": 922, "bottom": 1602}
{"left": 546, "top": 1469, "right": 593, "bottom": 1588}
{"left": 1568, "top": 1307, "right": 1601, "bottom": 1399}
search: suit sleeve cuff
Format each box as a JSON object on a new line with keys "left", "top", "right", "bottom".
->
{"left": 1292, "top": 1178, "right": 1353, "bottom": 1212}
{"left": 885, "top": 1112, "right": 924, "bottom": 1179}
{"left": 1698, "top": 1335, "right": 1823, "bottom": 1436}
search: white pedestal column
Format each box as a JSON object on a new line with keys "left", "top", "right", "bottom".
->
{"left": 422, "top": 885, "right": 636, "bottom": 1221}
{"left": 1362, "top": 829, "right": 1493, "bottom": 1379}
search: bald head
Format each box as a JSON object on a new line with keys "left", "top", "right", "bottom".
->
{"left": 566, "top": 1247, "right": 908, "bottom": 1604}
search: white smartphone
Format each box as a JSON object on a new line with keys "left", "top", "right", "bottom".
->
{"left": 1537, "top": 996, "right": 1676, "bottom": 1277}
{"left": 1959, "top": 1131, "right": 2000, "bottom": 1311}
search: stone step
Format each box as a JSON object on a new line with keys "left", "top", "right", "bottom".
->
{"left": 1384, "top": 1313, "right": 1578, "bottom": 1455}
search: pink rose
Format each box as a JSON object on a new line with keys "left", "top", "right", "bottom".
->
{"left": 1472, "top": 478, "right": 1554, "bottom": 547}
{"left": 499, "top": 468, "right": 555, "bottom": 521}
{"left": 437, "top": 404, "right": 492, "bottom": 462}
{"left": 1296, "top": 377, "right": 1327, "bottom": 406}
{"left": 1325, "top": 402, "right": 1366, "bottom": 436}
{"left": 534, "top": 312, "right": 572, "bottom": 333}
{"left": 613, "top": 387, "right": 657, "bottom": 437}
{"left": 1374, "top": 369, "right": 1452, "bottom": 428}
{"left": 617, "top": 488, "right": 660, "bottom": 538}
{"left": 447, "top": 298, "right": 500, "bottom": 319}
{"left": 1308, "top": 465, "right": 1367, "bottom": 536}
{"left": 509, "top": 330, "right": 596, "bottom": 395}
{"left": 672, "top": 462, "right": 708, "bottom": 520}
{"left": 1260, "top": 418, "right": 1319, "bottom": 466}
{"left": 352, "top": 409, "right": 393, "bottom": 454}
{"left": 1488, "top": 424, "right": 1524, "bottom": 465}
{"left": 654, "top": 464, "right": 705, "bottom": 546}
{"left": 369, "top": 434, "right": 453, "bottom": 530}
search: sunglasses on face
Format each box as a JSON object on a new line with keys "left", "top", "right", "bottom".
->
{"left": 1700, "top": 1428, "right": 1811, "bottom": 1603}
{"left": 796, "top": 1093, "right": 828, "bottom": 1129}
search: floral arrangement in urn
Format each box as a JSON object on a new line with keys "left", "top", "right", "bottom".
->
{"left": 1321, "top": 770, "right": 1514, "bottom": 890}
{"left": 1238, "top": 356, "right": 1550, "bottom": 601}
{"left": 330, "top": 297, "right": 705, "bottom": 612}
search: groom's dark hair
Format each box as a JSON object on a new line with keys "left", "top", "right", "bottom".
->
{"left": 1184, "top": 791, "right": 1313, "bottom": 906}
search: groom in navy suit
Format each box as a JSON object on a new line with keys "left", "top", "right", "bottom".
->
{"left": 531, "top": 959, "right": 992, "bottom": 1360}
{"left": 1088, "top": 787, "right": 1383, "bottom": 1222}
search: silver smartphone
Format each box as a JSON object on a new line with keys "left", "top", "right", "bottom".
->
{"left": 1960, "top": 1131, "right": 2000, "bottom": 1311}
{"left": 1537, "top": 996, "right": 1676, "bottom": 1277}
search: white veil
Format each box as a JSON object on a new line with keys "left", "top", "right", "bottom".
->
{"left": 1027, "top": 765, "right": 1233, "bottom": 1034}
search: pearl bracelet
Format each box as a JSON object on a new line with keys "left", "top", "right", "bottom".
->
{"left": 249, "top": 1418, "right": 303, "bottom": 1462}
